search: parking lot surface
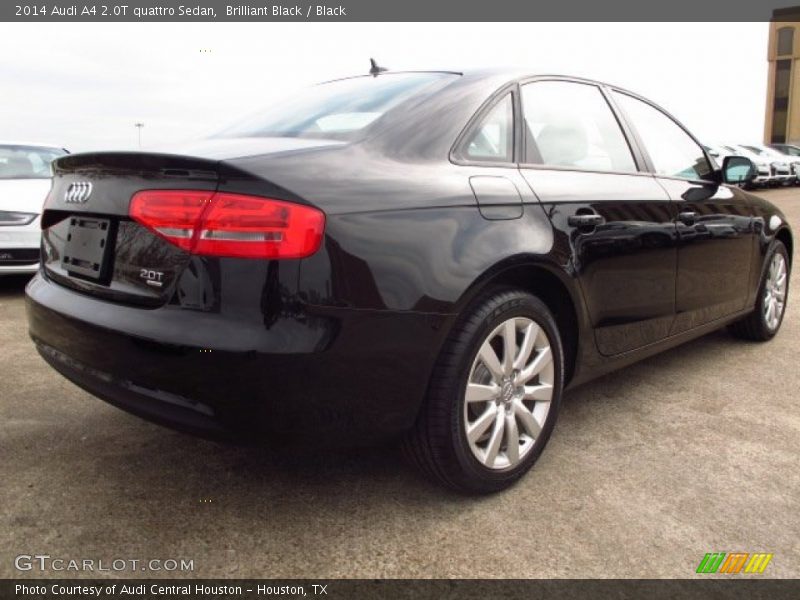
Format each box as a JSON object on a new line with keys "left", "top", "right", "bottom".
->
{"left": 1, "top": 188, "right": 798, "bottom": 579}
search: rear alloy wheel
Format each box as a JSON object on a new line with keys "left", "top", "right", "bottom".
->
{"left": 730, "top": 241, "right": 790, "bottom": 341}
{"left": 404, "top": 289, "right": 564, "bottom": 493}
{"left": 464, "top": 317, "right": 554, "bottom": 471}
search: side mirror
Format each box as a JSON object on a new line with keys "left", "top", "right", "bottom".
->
{"left": 722, "top": 155, "right": 756, "bottom": 185}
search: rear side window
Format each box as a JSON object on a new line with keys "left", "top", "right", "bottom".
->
{"left": 612, "top": 91, "right": 713, "bottom": 181}
{"left": 460, "top": 94, "right": 514, "bottom": 163}
{"left": 521, "top": 81, "right": 636, "bottom": 172}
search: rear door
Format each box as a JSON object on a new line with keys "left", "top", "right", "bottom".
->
{"left": 610, "top": 90, "right": 754, "bottom": 332}
{"left": 518, "top": 79, "right": 678, "bottom": 356}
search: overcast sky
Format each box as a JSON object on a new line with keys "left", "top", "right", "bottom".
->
{"left": 0, "top": 22, "right": 768, "bottom": 152}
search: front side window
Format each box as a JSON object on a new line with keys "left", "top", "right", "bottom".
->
{"left": 612, "top": 91, "right": 712, "bottom": 181}
{"left": 521, "top": 81, "right": 636, "bottom": 172}
{"left": 461, "top": 94, "right": 514, "bottom": 162}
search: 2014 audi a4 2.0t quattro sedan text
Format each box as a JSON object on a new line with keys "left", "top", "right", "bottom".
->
{"left": 26, "top": 69, "right": 792, "bottom": 493}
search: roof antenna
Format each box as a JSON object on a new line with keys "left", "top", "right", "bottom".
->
{"left": 369, "top": 58, "right": 388, "bottom": 77}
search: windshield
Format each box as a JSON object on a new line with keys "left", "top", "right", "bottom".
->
{"left": 216, "top": 72, "right": 458, "bottom": 141}
{"left": 0, "top": 145, "right": 66, "bottom": 179}
{"left": 732, "top": 146, "right": 759, "bottom": 160}
{"left": 743, "top": 145, "right": 768, "bottom": 156}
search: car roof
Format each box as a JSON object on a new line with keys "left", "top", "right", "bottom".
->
{"left": 321, "top": 68, "right": 638, "bottom": 94}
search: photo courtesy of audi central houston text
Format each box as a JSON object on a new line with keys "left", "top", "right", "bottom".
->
{"left": 23, "top": 68, "right": 791, "bottom": 493}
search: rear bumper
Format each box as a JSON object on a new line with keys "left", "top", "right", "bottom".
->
{"left": 26, "top": 273, "right": 449, "bottom": 445}
{"left": 37, "top": 340, "right": 231, "bottom": 440}
{"left": 753, "top": 173, "right": 771, "bottom": 184}
{"left": 0, "top": 263, "right": 39, "bottom": 275}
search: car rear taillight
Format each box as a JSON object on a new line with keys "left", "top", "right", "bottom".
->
{"left": 130, "top": 190, "right": 325, "bottom": 259}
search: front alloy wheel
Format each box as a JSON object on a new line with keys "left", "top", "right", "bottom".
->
{"left": 764, "top": 251, "right": 788, "bottom": 331}
{"left": 729, "top": 240, "right": 790, "bottom": 341}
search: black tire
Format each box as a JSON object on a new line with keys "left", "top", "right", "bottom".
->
{"left": 729, "top": 241, "right": 790, "bottom": 341}
{"left": 403, "top": 288, "right": 565, "bottom": 493}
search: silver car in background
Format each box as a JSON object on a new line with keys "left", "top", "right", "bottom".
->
{"left": 0, "top": 142, "right": 68, "bottom": 275}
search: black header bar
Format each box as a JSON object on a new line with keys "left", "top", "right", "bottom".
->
{"left": 2, "top": 0, "right": 800, "bottom": 22}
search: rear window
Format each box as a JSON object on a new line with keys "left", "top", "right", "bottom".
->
{"left": 0, "top": 145, "right": 66, "bottom": 179}
{"left": 216, "top": 72, "right": 458, "bottom": 141}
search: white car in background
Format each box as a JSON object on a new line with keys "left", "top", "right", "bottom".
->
{"left": 742, "top": 143, "right": 800, "bottom": 185}
{"left": 0, "top": 142, "right": 68, "bottom": 275}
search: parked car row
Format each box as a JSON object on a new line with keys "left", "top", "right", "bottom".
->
{"left": 706, "top": 142, "right": 800, "bottom": 188}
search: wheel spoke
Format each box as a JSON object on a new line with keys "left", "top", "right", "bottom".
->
{"left": 505, "top": 412, "right": 520, "bottom": 464}
{"left": 765, "top": 299, "right": 775, "bottom": 325}
{"left": 513, "top": 322, "right": 539, "bottom": 371}
{"left": 524, "top": 382, "right": 553, "bottom": 402}
{"left": 777, "top": 259, "right": 786, "bottom": 280}
{"left": 468, "top": 404, "right": 498, "bottom": 443}
{"left": 466, "top": 382, "right": 499, "bottom": 403}
{"left": 519, "top": 346, "right": 552, "bottom": 384}
{"left": 513, "top": 399, "right": 541, "bottom": 438}
{"left": 478, "top": 342, "right": 504, "bottom": 381}
{"left": 502, "top": 320, "right": 517, "bottom": 376}
{"left": 484, "top": 411, "right": 505, "bottom": 467}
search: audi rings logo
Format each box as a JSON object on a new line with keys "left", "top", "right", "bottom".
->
{"left": 64, "top": 182, "right": 93, "bottom": 204}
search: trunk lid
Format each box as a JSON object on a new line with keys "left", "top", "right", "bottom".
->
{"left": 41, "top": 142, "right": 334, "bottom": 307}
{"left": 42, "top": 152, "right": 222, "bottom": 307}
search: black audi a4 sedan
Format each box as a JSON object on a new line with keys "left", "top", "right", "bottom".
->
{"left": 27, "top": 69, "right": 792, "bottom": 492}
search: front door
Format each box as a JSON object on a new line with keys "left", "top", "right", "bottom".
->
{"left": 610, "top": 90, "right": 754, "bottom": 332}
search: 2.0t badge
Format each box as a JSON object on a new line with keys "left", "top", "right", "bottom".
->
{"left": 64, "top": 182, "right": 93, "bottom": 204}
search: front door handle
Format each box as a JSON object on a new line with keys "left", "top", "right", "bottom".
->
{"left": 568, "top": 213, "right": 605, "bottom": 229}
{"left": 678, "top": 211, "right": 697, "bottom": 225}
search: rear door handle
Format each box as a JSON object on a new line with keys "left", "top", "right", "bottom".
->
{"left": 568, "top": 214, "right": 604, "bottom": 229}
{"left": 678, "top": 211, "right": 697, "bottom": 225}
